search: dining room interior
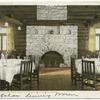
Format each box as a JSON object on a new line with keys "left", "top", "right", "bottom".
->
{"left": 0, "top": 5, "right": 100, "bottom": 90}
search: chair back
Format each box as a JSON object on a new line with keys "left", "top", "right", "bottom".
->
{"left": 71, "top": 56, "right": 77, "bottom": 76}
{"left": 20, "top": 60, "right": 33, "bottom": 78}
{"left": 11, "top": 60, "right": 33, "bottom": 90}
{"left": 34, "top": 56, "right": 40, "bottom": 70}
{"left": 82, "top": 60, "right": 96, "bottom": 81}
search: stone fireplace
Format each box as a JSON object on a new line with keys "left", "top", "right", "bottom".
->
{"left": 26, "top": 25, "right": 78, "bottom": 67}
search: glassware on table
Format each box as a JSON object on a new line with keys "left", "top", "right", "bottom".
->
{"left": 17, "top": 56, "right": 20, "bottom": 59}
{"left": 82, "top": 56, "right": 84, "bottom": 59}
{"left": 24, "top": 56, "right": 27, "bottom": 60}
{"left": 1, "top": 53, "right": 5, "bottom": 59}
{"left": 1, "top": 59, "right": 7, "bottom": 67}
{"left": 24, "top": 56, "right": 30, "bottom": 60}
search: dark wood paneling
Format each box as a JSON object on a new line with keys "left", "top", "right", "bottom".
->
{"left": 13, "top": 25, "right": 26, "bottom": 54}
{"left": 27, "top": 20, "right": 67, "bottom": 25}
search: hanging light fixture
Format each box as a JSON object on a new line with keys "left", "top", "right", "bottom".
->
{"left": 4, "top": 22, "right": 9, "bottom": 27}
{"left": 17, "top": 26, "right": 21, "bottom": 31}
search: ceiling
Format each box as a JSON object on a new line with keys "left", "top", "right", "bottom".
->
{"left": 0, "top": 5, "right": 100, "bottom": 25}
{"left": 0, "top": 6, "right": 37, "bottom": 25}
{"left": 67, "top": 6, "right": 100, "bottom": 24}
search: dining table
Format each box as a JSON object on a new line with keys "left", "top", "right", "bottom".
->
{"left": 0, "top": 58, "right": 35, "bottom": 85}
{"left": 75, "top": 58, "right": 100, "bottom": 74}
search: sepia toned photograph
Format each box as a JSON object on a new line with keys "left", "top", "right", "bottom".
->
{"left": 1, "top": 0, "right": 100, "bottom": 99}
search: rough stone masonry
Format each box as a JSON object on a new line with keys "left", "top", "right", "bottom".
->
{"left": 26, "top": 25, "right": 78, "bottom": 67}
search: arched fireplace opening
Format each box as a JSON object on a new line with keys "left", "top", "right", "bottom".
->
{"left": 40, "top": 51, "right": 64, "bottom": 67}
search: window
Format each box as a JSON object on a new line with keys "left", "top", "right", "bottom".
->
{"left": 0, "top": 27, "right": 7, "bottom": 50}
{"left": 95, "top": 28, "right": 100, "bottom": 50}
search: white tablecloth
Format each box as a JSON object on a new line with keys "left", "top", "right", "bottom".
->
{"left": 0, "top": 59, "right": 35, "bottom": 84}
{"left": 75, "top": 58, "right": 100, "bottom": 74}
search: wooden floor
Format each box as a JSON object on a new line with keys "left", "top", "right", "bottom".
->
{"left": 32, "top": 67, "right": 81, "bottom": 90}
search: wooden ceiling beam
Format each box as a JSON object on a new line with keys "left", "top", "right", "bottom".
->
{"left": 67, "top": 16, "right": 94, "bottom": 20}
{"left": 67, "top": 20, "right": 87, "bottom": 24}
{"left": 68, "top": 6, "right": 100, "bottom": 12}
{"left": 68, "top": 12, "right": 96, "bottom": 16}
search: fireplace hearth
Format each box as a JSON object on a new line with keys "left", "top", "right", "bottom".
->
{"left": 40, "top": 51, "right": 64, "bottom": 67}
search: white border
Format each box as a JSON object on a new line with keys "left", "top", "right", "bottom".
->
{"left": 0, "top": 0, "right": 100, "bottom": 99}
{"left": 0, "top": 0, "right": 100, "bottom": 5}
{"left": 0, "top": 91, "right": 100, "bottom": 99}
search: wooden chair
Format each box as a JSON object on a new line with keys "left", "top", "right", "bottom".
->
{"left": 82, "top": 60, "right": 100, "bottom": 90}
{"left": 0, "top": 80, "right": 9, "bottom": 90}
{"left": 31, "top": 56, "right": 40, "bottom": 89}
{"left": 71, "top": 56, "right": 82, "bottom": 85}
{"left": 11, "top": 60, "right": 33, "bottom": 90}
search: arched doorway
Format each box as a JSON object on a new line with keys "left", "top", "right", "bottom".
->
{"left": 41, "top": 51, "right": 64, "bottom": 67}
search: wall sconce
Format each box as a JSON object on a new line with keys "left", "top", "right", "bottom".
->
{"left": 17, "top": 26, "right": 21, "bottom": 31}
{"left": 4, "top": 22, "right": 9, "bottom": 27}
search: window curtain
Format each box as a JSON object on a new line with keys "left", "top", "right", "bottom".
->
{"left": 88, "top": 22, "right": 100, "bottom": 52}
{"left": 6, "top": 27, "right": 15, "bottom": 52}
{"left": 88, "top": 26, "right": 96, "bottom": 52}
